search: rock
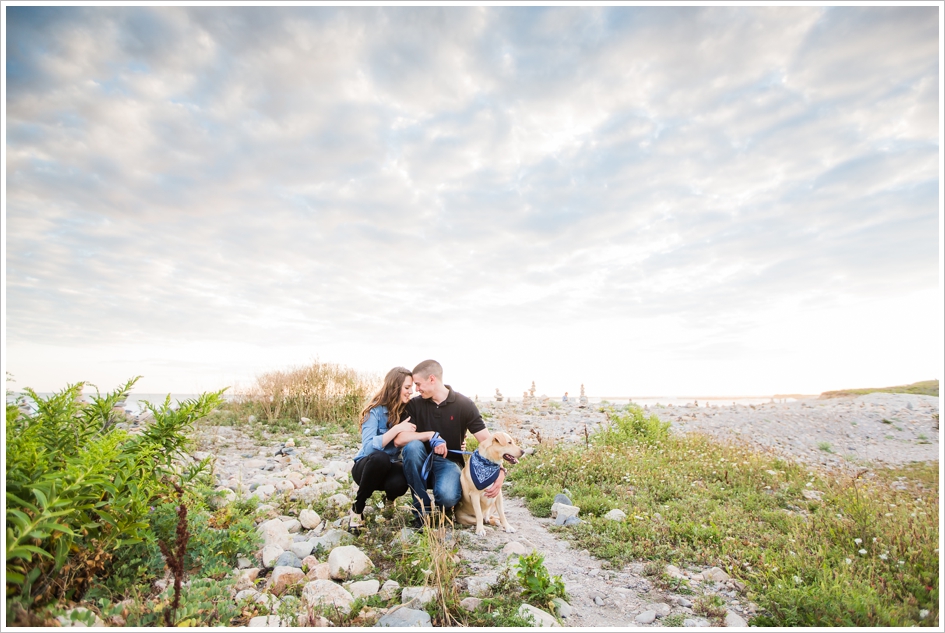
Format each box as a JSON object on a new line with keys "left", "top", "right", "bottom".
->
{"left": 301, "top": 555, "right": 319, "bottom": 570}
{"left": 704, "top": 567, "right": 730, "bottom": 583}
{"left": 237, "top": 556, "right": 253, "bottom": 569}
{"left": 261, "top": 545, "right": 284, "bottom": 568}
{"left": 551, "top": 598, "right": 572, "bottom": 619}
{"left": 550, "top": 503, "right": 580, "bottom": 519}
{"left": 247, "top": 615, "right": 287, "bottom": 627}
{"left": 305, "top": 562, "right": 331, "bottom": 580}
{"left": 650, "top": 602, "right": 671, "bottom": 616}
{"left": 291, "top": 540, "right": 315, "bottom": 559}
{"left": 402, "top": 586, "right": 438, "bottom": 607}
{"left": 268, "top": 566, "right": 305, "bottom": 595}
{"left": 461, "top": 597, "right": 482, "bottom": 611}
{"left": 252, "top": 484, "right": 276, "bottom": 500}
{"left": 326, "top": 493, "right": 352, "bottom": 507}
{"left": 328, "top": 545, "right": 374, "bottom": 579}
{"left": 348, "top": 579, "right": 380, "bottom": 599}
{"left": 285, "top": 438, "right": 295, "bottom": 448}
{"left": 677, "top": 597, "right": 693, "bottom": 608}
{"left": 312, "top": 529, "right": 350, "bottom": 552}
{"left": 560, "top": 515, "right": 581, "bottom": 527}
{"left": 517, "top": 603, "right": 560, "bottom": 627}
{"left": 301, "top": 579, "right": 355, "bottom": 612}
{"left": 376, "top": 607, "right": 432, "bottom": 627}
{"left": 635, "top": 610, "right": 657, "bottom": 624}
{"left": 665, "top": 564, "right": 686, "bottom": 579}
{"left": 684, "top": 618, "right": 711, "bottom": 627}
{"left": 594, "top": 596, "right": 604, "bottom": 606}
{"left": 282, "top": 518, "right": 302, "bottom": 533}
{"left": 801, "top": 489, "right": 823, "bottom": 501}
{"left": 725, "top": 611, "right": 748, "bottom": 627}
{"left": 257, "top": 518, "right": 293, "bottom": 550}
{"left": 604, "top": 509, "right": 627, "bottom": 521}
{"left": 379, "top": 579, "right": 401, "bottom": 600}
{"left": 465, "top": 575, "right": 496, "bottom": 597}
{"left": 235, "top": 588, "right": 259, "bottom": 602}
{"left": 235, "top": 568, "right": 260, "bottom": 591}
{"left": 274, "top": 551, "right": 303, "bottom": 569}
{"left": 553, "top": 493, "right": 573, "bottom": 505}
{"left": 503, "top": 541, "right": 532, "bottom": 557}
{"left": 300, "top": 509, "right": 321, "bottom": 529}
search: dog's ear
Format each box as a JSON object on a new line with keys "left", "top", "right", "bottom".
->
{"left": 495, "top": 432, "right": 508, "bottom": 445}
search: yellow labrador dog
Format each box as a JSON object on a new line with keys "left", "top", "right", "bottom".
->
{"left": 455, "top": 431, "right": 524, "bottom": 536}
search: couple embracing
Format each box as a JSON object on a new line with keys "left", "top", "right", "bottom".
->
{"left": 351, "top": 359, "right": 505, "bottom": 529}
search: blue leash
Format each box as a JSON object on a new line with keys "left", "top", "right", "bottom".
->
{"left": 420, "top": 433, "right": 502, "bottom": 490}
{"left": 420, "top": 432, "right": 471, "bottom": 481}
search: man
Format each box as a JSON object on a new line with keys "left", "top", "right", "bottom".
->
{"left": 394, "top": 359, "right": 505, "bottom": 527}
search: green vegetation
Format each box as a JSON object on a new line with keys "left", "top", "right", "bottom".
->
{"left": 820, "top": 379, "right": 938, "bottom": 398}
{"left": 508, "top": 405, "right": 939, "bottom": 627}
{"left": 514, "top": 550, "right": 567, "bottom": 612}
{"left": 5, "top": 378, "right": 258, "bottom": 627}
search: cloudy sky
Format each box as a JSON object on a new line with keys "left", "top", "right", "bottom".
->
{"left": 3, "top": 3, "right": 942, "bottom": 400}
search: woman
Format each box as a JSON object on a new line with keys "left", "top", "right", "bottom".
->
{"left": 350, "top": 366, "right": 417, "bottom": 524}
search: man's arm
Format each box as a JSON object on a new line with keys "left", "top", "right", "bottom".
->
{"left": 393, "top": 430, "right": 435, "bottom": 447}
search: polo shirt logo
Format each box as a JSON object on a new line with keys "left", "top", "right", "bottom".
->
{"left": 450, "top": 416, "right": 454, "bottom": 421}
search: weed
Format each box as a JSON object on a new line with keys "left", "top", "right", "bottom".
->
{"left": 818, "top": 442, "right": 833, "bottom": 453}
{"left": 514, "top": 551, "right": 567, "bottom": 612}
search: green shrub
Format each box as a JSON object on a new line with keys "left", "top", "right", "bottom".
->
{"left": 5, "top": 378, "right": 225, "bottom": 616}
{"left": 515, "top": 551, "right": 567, "bottom": 613}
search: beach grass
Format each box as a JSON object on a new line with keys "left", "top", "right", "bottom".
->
{"left": 507, "top": 405, "right": 939, "bottom": 627}
{"left": 820, "top": 379, "right": 939, "bottom": 398}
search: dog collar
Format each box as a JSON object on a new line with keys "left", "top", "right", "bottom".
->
{"left": 470, "top": 450, "right": 502, "bottom": 490}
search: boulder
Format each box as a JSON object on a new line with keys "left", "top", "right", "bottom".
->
{"left": 635, "top": 610, "right": 657, "bottom": 624}
{"left": 257, "top": 518, "right": 293, "bottom": 550}
{"left": 261, "top": 545, "right": 284, "bottom": 568}
{"left": 502, "top": 541, "right": 533, "bottom": 557}
{"left": 282, "top": 518, "right": 302, "bottom": 533}
{"left": 312, "top": 529, "right": 350, "bottom": 552}
{"left": 305, "top": 562, "right": 331, "bottom": 581}
{"left": 290, "top": 541, "right": 314, "bottom": 559}
{"left": 247, "top": 615, "right": 287, "bottom": 627}
{"left": 461, "top": 597, "right": 482, "bottom": 611}
{"left": 550, "top": 503, "right": 580, "bottom": 520}
{"left": 376, "top": 607, "right": 432, "bottom": 627}
{"left": 551, "top": 598, "right": 572, "bottom": 619}
{"left": 300, "top": 509, "right": 321, "bottom": 529}
{"left": 348, "top": 579, "right": 380, "bottom": 599}
{"left": 301, "top": 579, "right": 355, "bottom": 612}
{"left": 268, "top": 566, "right": 305, "bottom": 595}
{"left": 235, "top": 568, "right": 260, "bottom": 591}
{"left": 465, "top": 575, "right": 496, "bottom": 597}
{"left": 274, "top": 551, "right": 303, "bottom": 568}
{"left": 379, "top": 579, "right": 401, "bottom": 600}
{"left": 604, "top": 509, "right": 627, "bottom": 521}
{"left": 402, "top": 587, "right": 437, "bottom": 607}
{"left": 517, "top": 604, "right": 559, "bottom": 627}
{"left": 725, "top": 611, "right": 748, "bottom": 627}
{"left": 328, "top": 545, "right": 374, "bottom": 580}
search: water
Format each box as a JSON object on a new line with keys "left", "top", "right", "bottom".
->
{"left": 496, "top": 396, "right": 800, "bottom": 407}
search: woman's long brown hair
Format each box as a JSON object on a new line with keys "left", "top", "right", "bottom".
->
{"left": 359, "top": 366, "right": 412, "bottom": 431}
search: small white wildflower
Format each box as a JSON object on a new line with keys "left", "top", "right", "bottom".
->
{"left": 898, "top": 561, "right": 905, "bottom": 566}
{"left": 919, "top": 610, "right": 929, "bottom": 619}
{"left": 854, "top": 538, "right": 862, "bottom": 544}
{"left": 872, "top": 537, "right": 878, "bottom": 543}
{"left": 793, "top": 575, "right": 803, "bottom": 584}
{"left": 845, "top": 558, "right": 852, "bottom": 565}
{"left": 879, "top": 554, "right": 888, "bottom": 561}
{"left": 885, "top": 513, "right": 893, "bottom": 517}
{"left": 858, "top": 549, "right": 867, "bottom": 555}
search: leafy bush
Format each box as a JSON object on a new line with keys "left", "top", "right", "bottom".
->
{"left": 595, "top": 405, "right": 671, "bottom": 445}
{"left": 5, "top": 378, "right": 225, "bottom": 616}
{"left": 514, "top": 551, "right": 567, "bottom": 612}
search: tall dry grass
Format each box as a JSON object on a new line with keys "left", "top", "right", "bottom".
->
{"left": 236, "top": 360, "right": 378, "bottom": 430}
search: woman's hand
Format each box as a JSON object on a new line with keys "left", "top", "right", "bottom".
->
{"left": 394, "top": 418, "right": 416, "bottom": 435}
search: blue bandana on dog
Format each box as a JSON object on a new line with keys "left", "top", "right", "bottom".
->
{"left": 469, "top": 450, "right": 502, "bottom": 490}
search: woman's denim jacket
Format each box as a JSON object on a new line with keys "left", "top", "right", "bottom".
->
{"left": 353, "top": 405, "right": 402, "bottom": 463}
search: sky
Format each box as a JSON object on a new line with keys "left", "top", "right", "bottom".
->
{"left": 3, "top": 3, "right": 943, "bottom": 400}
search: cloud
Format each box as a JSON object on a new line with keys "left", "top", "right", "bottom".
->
{"left": 4, "top": 5, "right": 940, "bottom": 394}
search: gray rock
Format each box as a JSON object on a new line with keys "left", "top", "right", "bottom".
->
{"left": 290, "top": 541, "right": 314, "bottom": 559}
{"left": 677, "top": 597, "right": 693, "bottom": 608}
{"left": 517, "top": 603, "right": 560, "bottom": 627}
{"left": 563, "top": 516, "right": 581, "bottom": 527}
{"left": 635, "top": 610, "right": 657, "bottom": 624}
{"left": 460, "top": 597, "right": 482, "bottom": 611}
{"left": 684, "top": 618, "right": 711, "bottom": 627}
{"left": 379, "top": 579, "right": 401, "bottom": 600}
{"left": 466, "top": 575, "right": 497, "bottom": 597}
{"left": 247, "top": 615, "right": 286, "bottom": 627}
{"left": 375, "top": 607, "right": 432, "bottom": 627}
{"left": 604, "top": 508, "right": 627, "bottom": 521}
{"left": 551, "top": 598, "right": 572, "bottom": 619}
{"left": 274, "top": 551, "right": 302, "bottom": 568}
{"left": 553, "top": 493, "right": 573, "bottom": 506}
{"left": 402, "top": 586, "right": 438, "bottom": 607}
{"left": 725, "top": 611, "right": 748, "bottom": 627}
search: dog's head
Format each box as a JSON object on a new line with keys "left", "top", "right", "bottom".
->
{"left": 478, "top": 431, "right": 524, "bottom": 465}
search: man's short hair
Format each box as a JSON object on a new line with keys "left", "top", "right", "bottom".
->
{"left": 412, "top": 359, "right": 443, "bottom": 381}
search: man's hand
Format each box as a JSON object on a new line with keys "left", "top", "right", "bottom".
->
{"left": 433, "top": 442, "right": 448, "bottom": 457}
{"left": 484, "top": 467, "right": 506, "bottom": 498}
